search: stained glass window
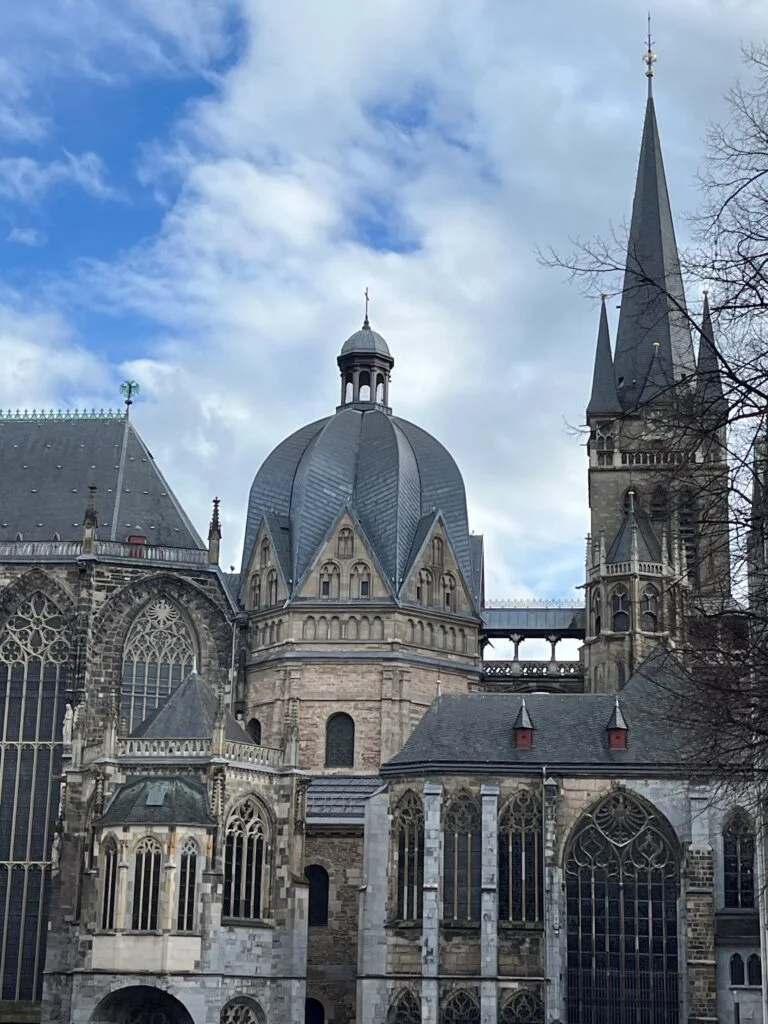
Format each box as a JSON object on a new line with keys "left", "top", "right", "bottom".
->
{"left": 440, "top": 989, "right": 480, "bottom": 1024}
{"left": 388, "top": 990, "right": 421, "bottom": 1024}
{"left": 221, "top": 997, "right": 265, "bottom": 1024}
{"left": 724, "top": 809, "right": 755, "bottom": 909}
{"left": 393, "top": 791, "right": 424, "bottom": 921}
{"left": 499, "top": 990, "right": 545, "bottom": 1023}
{"left": 443, "top": 796, "right": 481, "bottom": 922}
{"left": 325, "top": 713, "right": 354, "bottom": 768}
{"left": 132, "top": 837, "right": 162, "bottom": 931}
{"left": 498, "top": 791, "right": 542, "bottom": 923}
{"left": 223, "top": 797, "right": 268, "bottom": 921}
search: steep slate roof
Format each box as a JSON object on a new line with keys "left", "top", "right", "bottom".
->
{"left": 97, "top": 776, "right": 215, "bottom": 827}
{"left": 587, "top": 297, "right": 622, "bottom": 417}
{"left": 696, "top": 294, "right": 727, "bottom": 420}
{"left": 340, "top": 321, "right": 391, "bottom": 358}
{"left": 130, "top": 670, "right": 252, "bottom": 744}
{"left": 382, "top": 649, "right": 687, "bottom": 774}
{"left": 606, "top": 509, "right": 661, "bottom": 564}
{"left": 0, "top": 412, "right": 202, "bottom": 548}
{"left": 306, "top": 775, "right": 384, "bottom": 823}
{"left": 613, "top": 90, "right": 695, "bottom": 410}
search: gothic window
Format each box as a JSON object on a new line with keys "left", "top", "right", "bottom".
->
{"left": 730, "top": 953, "right": 745, "bottom": 985}
{"left": 394, "top": 791, "right": 424, "bottom": 921}
{"left": 611, "top": 587, "right": 630, "bottom": 632}
{"left": 388, "top": 991, "right": 421, "bottom": 1024}
{"left": 641, "top": 585, "right": 659, "bottom": 631}
{"left": 432, "top": 537, "right": 444, "bottom": 566}
{"left": 350, "top": 562, "right": 371, "bottom": 599}
{"left": 319, "top": 563, "right": 340, "bottom": 600}
{"left": 592, "top": 594, "right": 601, "bottom": 635}
{"left": 442, "top": 573, "right": 456, "bottom": 611}
{"left": 499, "top": 990, "right": 545, "bottom": 1023}
{"left": 498, "top": 791, "right": 543, "bottom": 924}
{"left": 337, "top": 527, "right": 355, "bottom": 559}
{"left": 260, "top": 539, "right": 270, "bottom": 568}
{"left": 651, "top": 486, "right": 668, "bottom": 521}
{"left": 132, "top": 837, "right": 162, "bottom": 931}
{"left": 747, "top": 953, "right": 761, "bottom": 986}
{"left": 221, "top": 997, "right": 265, "bottom": 1024}
{"left": 246, "top": 718, "right": 262, "bottom": 744}
{"left": 250, "top": 574, "right": 260, "bottom": 610}
{"left": 679, "top": 489, "right": 699, "bottom": 583}
{"left": 305, "top": 864, "right": 329, "bottom": 926}
{"left": 266, "top": 569, "right": 278, "bottom": 606}
{"left": 723, "top": 810, "right": 755, "bottom": 909}
{"left": 223, "top": 796, "right": 268, "bottom": 921}
{"left": 443, "top": 795, "right": 481, "bottom": 922}
{"left": 565, "top": 792, "right": 680, "bottom": 1024}
{"left": 101, "top": 836, "right": 119, "bottom": 930}
{"left": 417, "top": 568, "right": 433, "bottom": 606}
{"left": 177, "top": 838, "right": 198, "bottom": 932}
{"left": 0, "top": 591, "right": 70, "bottom": 1001}
{"left": 439, "top": 990, "right": 480, "bottom": 1024}
{"left": 120, "top": 598, "right": 196, "bottom": 733}
{"left": 325, "top": 713, "right": 354, "bottom": 767}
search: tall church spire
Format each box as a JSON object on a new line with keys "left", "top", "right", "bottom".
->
{"left": 587, "top": 296, "right": 621, "bottom": 417}
{"left": 696, "top": 293, "right": 727, "bottom": 422}
{"left": 613, "top": 67, "right": 695, "bottom": 410}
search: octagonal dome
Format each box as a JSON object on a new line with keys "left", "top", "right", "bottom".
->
{"left": 339, "top": 322, "right": 391, "bottom": 358}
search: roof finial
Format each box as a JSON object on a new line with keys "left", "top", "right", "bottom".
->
{"left": 363, "top": 287, "right": 371, "bottom": 329}
{"left": 119, "top": 380, "right": 141, "bottom": 415}
{"left": 643, "top": 13, "right": 656, "bottom": 94}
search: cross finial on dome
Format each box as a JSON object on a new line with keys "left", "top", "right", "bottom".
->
{"left": 363, "top": 287, "right": 371, "bottom": 329}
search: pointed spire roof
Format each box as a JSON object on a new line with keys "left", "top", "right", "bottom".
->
{"left": 607, "top": 696, "right": 628, "bottom": 731}
{"left": 587, "top": 296, "right": 622, "bottom": 416}
{"left": 613, "top": 89, "right": 695, "bottom": 410}
{"left": 130, "top": 670, "right": 253, "bottom": 744}
{"left": 514, "top": 698, "right": 534, "bottom": 730}
{"left": 696, "top": 293, "right": 727, "bottom": 420}
{"left": 208, "top": 496, "right": 222, "bottom": 541}
{"left": 607, "top": 491, "right": 662, "bottom": 564}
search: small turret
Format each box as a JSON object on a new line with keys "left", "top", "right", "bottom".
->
{"left": 587, "top": 296, "right": 622, "bottom": 418}
{"left": 208, "top": 496, "right": 222, "bottom": 566}
{"left": 606, "top": 696, "right": 628, "bottom": 748}
{"left": 513, "top": 699, "right": 534, "bottom": 749}
{"left": 696, "top": 293, "right": 727, "bottom": 426}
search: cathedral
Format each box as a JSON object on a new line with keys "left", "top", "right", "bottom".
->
{"left": 0, "top": 60, "right": 761, "bottom": 1024}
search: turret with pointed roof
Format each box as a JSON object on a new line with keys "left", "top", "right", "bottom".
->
{"left": 587, "top": 296, "right": 622, "bottom": 418}
{"left": 696, "top": 293, "right": 727, "bottom": 424}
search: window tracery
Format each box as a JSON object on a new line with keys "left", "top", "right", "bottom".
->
{"left": 250, "top": 574, "right": 260, "bottom": 610}
{"left": 442, "top": 573, "right": 456, "bottom": 611}
{"left": 266, "top": 569, "right": 278, "bottom": 606}
{"left": 388, "top": 991, "right": 421, "bottom": 1024}
{"left": 101, "top": 836, "right": 119, "bottom": 930}
{"left": 337, "top": 528, "right": 354, "bottom": 559}
{"left": 432, "top": 537, "right": 444, "bottom": 566}
{"left": 319, "top": 563, "right": 340, "bottom": 600}
{"left": 443, "top": 795, "right": 481, "bottom": 922}
{"left": 417, "top": 568, "right": 433, "bottom": 607}
{"left": 565, "top": 792, "right": 679, "bottom": 1024}
{"left": 393, "top": 791, "right": 424, "bottom": 921}
{"left": 177, "top": 837, "right": 198, "bottom": 932}
{"left": 440, "top": 990, "right": 480, "bottom": 1024}
{"left": 220, "top": 998, "right": 265, "bottom": 1024}
{"left": 132, "top": 837, "right": 162, "bottom": 931}
{"left": 498, "top": 791, "right": 542, "bottom": 924}
{"left": 499, "top": 990, "right": 545, "bottom": 1023}
{"left": 223, "top": 797, "right": 268, "bottom": 921}
{"left": 724, "top": 809, "right": 755, "bottom": 909}
{"left": 350, "top": 562, "right": 371, "bottom": 599}
{"left": 730, "top": 953, "right": 745, "bottom": 985}
{"left": 748, "top": 953, "right": 762, "bottom": 986}
{"left": 611, "top": 587, "right": 630, "bottom": 632}
{"left": 260, "top": 539, "right": 270, "bottom": 568}
{"left": 120, "top": 598, "right": 196, "bottom": 733}
{"left": 325, "top": 713, "right": 354, "bottom": 767}
{"left": 641, "top": 585, "right": 659, "bottom": 632}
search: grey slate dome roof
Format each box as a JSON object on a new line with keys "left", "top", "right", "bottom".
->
{"left": 243, "top": 407, "right": 477, "bottom": 604}
{"left": 340, "top": 322, "right": 391, "bottom": 358}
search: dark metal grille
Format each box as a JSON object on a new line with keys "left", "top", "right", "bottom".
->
{"left": 223, "top": 797, "right": 267, "bottom": 920}
{"left": 132, "top": 837, "right": 161, "bottom": 931}
{"left": 177, "top": 838, "right": 197, "bottom": 932}
{"left": 325, "top": 712, "right": 354, "bottom": 767}
{"left": 443, "top": 796, "right": 481, "bottom": 922}
{"left": 0, "top": 592, "right": 68, "bottom": 1002}
{"left": 499, "top": 989, "right": 545, "bottom": 1023}
{"left": 388, "top": 990, "right": 421, "bottom": 1024}
{"left": 565, "top": 792, "right": 679, "bottom": 1024}
{"left": 440, "top": 989, "right": 480, "bottom": 1024}
{"left": 394, "top": 791, "right": 424, "bottom": 921}
{"left": 723, "top": 809, "right": 755, "bottom": 908}
{"left": 498, "top": 790, "right": 542, "bottom": 923}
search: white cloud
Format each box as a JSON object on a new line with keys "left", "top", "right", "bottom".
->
{"left": 7, "top": 227, "right": 46, "bottom": 246}
{"left": 0, "top": 151, "right": 118, "bottom": 203}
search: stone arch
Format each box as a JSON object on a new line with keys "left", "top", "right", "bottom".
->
{"left": 330, "top": 616, "right": 341, "bottom": 640}
{"left": 347, "top": 616, "right": 358, "bottom": 640}
{"left": 372, "top": 615, "right": 384, "bottom": 640}
{"left": 317, "top": 616, "right": 329, "bottom": 640}
{"left": 0, "top": 567, "right": 77, "bottom": 627}
{"left": 90, "top": 985, "right": 194, "bottom": 1023}
{"left": 221, "top": 995, "right": 266, "bottom": 1024}
{"left": 303, "top": 616, "right": 316, "bottom": 640}
{"left": 359, "top": 615, "right": 370, "bottom": 640}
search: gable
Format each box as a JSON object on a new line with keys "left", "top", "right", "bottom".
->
{"left": 295, "top": 509, "right": 392, "bottom": 602}
{"left": 400, "top": 517, "right": 475, "bottom": 616}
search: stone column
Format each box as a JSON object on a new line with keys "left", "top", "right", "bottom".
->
{"left": 687, "top": 788, "right": 717, "bottom": 1023}
{"left": 481, "top": 784, "right": 499, "bottom": 1024}
{"left": 422, "top": 782, "right": 442, "bottom": 1024}
{"left": 543, "top": 776, "right": 563, "bottom": 1023}
{"left": 115, "top": 839, "right": 130, "bottom": 931}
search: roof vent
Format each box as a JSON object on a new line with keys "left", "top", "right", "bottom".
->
{"left": 513, "top": 698, "right": 534, "bottom": 749}
{"left": 606, "top": 697, "right": 628, "bottom": 750}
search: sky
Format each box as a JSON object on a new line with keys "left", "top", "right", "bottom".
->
{"left": 0, "top": 0, "right": 766, "bottom": 620}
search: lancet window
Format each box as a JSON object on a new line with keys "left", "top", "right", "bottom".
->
{"left": 641, "top": 585, "right": 659, "bottom": 632}
{"left": 442, "top": 573, "right": 456, "bottom": 612}
{"left": 498, "top": 791, "right": 543, "bottom": 924}
{"left": 101, "top": 836, "right": 119, "bottom": 930}
{"left": 0, "top": 591, "right": 70, "bottom": 1000}
{"left": 416, "top": 568, "right": 433, "bottom": 607}
{"left": 393, "top": 791, "right": 424, "bottom": 921}
{"left": 432, "top": 537, "right": 444, "bottom": 566}
{"left": 611, "top": 587, "right": 630, "bottom": 632}
{"left": 388, "top": 990, "right": 421, "bottom": 1024}
{"left": 679, "top": 489, "right": 699, "bottom": 583}
{"left": 223, "top": 796, "right": 269, "bottom": 921}
{"left": 730, "top": 953, "right": 745, "bottom": 985}
{"left": 565, "top": 792, "right": 680, "bottom": 1024}
{"left": 650, "top": 485, "right": 668, "bottom": 521}
{"left": 325, "top": 712, "right": 355, "bottom": 767}
{"left": 177, "top": 838, "right": 198, "bottom": 932}
{"left": 120, "top": 598, "right": 196, "bottom": 732}
{"left": 306, "top": 864, "right": 329, "bottom": 926}
{"left": 439, "top": 990, "right": 480, "bottom": 1024}
{"left": 337, "top": 528, "right": 354, "bottom": 559}
{"left": 260, "top": 539, "right": 270, "bottom": 568}
{"left": 132, "top": 837, "right": 162, "bottom": 931}
{"left": 266, "top": 569, "right": 278, "bottom": 606}
{"left": 250, "top": 573, "right": 261, "bottom": 610}
{"left": 499, "top": 990, "right": 545, "bottom": 1023}
{"left": 319, "top": 563, "right": 341, "bottom": 600}
{"left": 748, "top": 954, "right": 762, "bottom": 986}
{"left": 443, "top": 795, "right": 481, "bottom": 922}
{"left": 350, "top": 562, "right": 371, "bottom": 599}
{"left": 723, "top": 809, "right": 755, "bottom": 909}
{"left": 592, "top": 594, "right": 601, "bottom": 635}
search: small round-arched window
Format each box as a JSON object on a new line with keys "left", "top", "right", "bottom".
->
{"left": 325, "top": 713, "right": 354, "bottom": 768}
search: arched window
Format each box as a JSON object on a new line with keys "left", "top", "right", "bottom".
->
{"left": 246, "top": 718, "right": 262, "bottom": 744}
{"left": 611, "top": 587, "right": 630, "bottom": 632}
{"left": 748, "top": 953, "right": 762, "bottom": 986}
{"left": 132, "top": 837, "right": 162, "bottom": 931}
{"left": 499, "top": 791, "right": 543, "bottom": 923}
{"left": 120, "top": 598, "right": 196, "bottom": 732}
{"left": 416, "top": 568, "right": 433, "bottom": 606}
{"left": 375, "top": 373, "right": 385, "bottom": 404}
{"left": 443, "top": 795, "right": 481, "bottom": 922}
{"left": 650, "top": 486, "right": 668, "bottom": 521}
{"left": 305, "top": 998, "right": 325, "bottom": 1024}
{"left": 350, "top": 562, "right": 371, "bottom": 599}
{"left": 223, "top": 796, "right": 268, "bottom": 921}
{"left": 439, "top": 990, "right": 480, "bottom": 1024}
{"left": 250, "top": 573, "right": 261, "bottom": 610}
{"left": 101, "top": 836, "right": 118, "bottom": 930}
{"left": 442, "top": 573, "right": 456, "bottom": 612}
{"left": 393, "top": 792, "right": 424, "bottom": 921}
{"left": 267, "top": 569, "right": 278, "bottom": 606}
{"left": 260, "top": 538, "right": 270, "bottom": 568}
{"left": 641, "top": 585, "right": 659, "bottom": 631}
{"left": 388, "top": 991, "right": 421, "bottom": 1024}
{"left": 565, "top": 792, "right": 679, "bottom": 1024}
{"left": 592, "top": 594, "right": 602, "bottom": 635}
{"left": 337, "top": 528, "right": 354, "bottom": 559}
{"left": 177, "top": 838, "right": 198, "bottom": 932}
{"left": 319, "top": 562, "right": 340, "bottom": 600}
{"left": 221, "top": 997, "right": 265, "bottom": 1024}
{"left": 432, "top": 537, "right": 444, "bottom": 566}
{"left": 499, "top": 990, "right": 545, "bottom": 1023}
{"left": 730, "top": 953, "right": 745, "bottom": 985}
{"left": 325, "top": 713, "right": 354, "bottom": 767}
{"left": 305, "top": 864, "right": 329, "bottom": 927}
{"left": 679, "top": 489, "right": 698, "bottom": 583}
{"left": 359, "top": 370, "right": 371, "bottom": 402}
{"left": 724, "top": 810, "right": 755, "bottom": 909}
